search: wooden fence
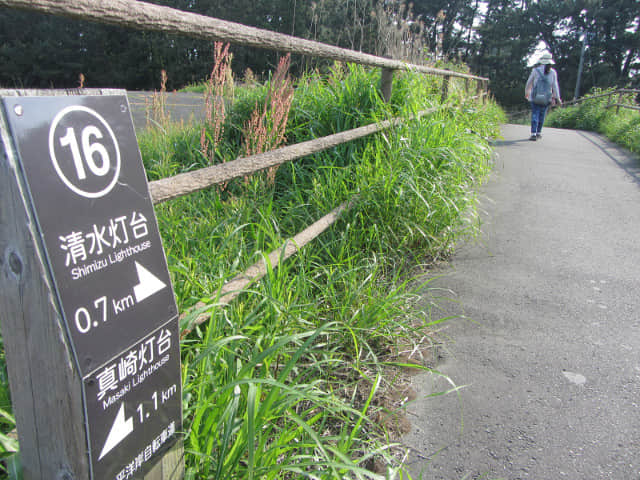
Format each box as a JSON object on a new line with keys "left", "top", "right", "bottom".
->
{"left": 508, "top": 88, "right": 640, "bottom": 119}
{"left": 0, "top": 1, "right": 490, "bottom": 480}
{"left": 603, "top": 89, "right": 640, "bottom": 113}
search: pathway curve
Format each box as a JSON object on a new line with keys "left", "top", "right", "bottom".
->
{"left": 404, "top": 124, "right": 640, "bottom": 479}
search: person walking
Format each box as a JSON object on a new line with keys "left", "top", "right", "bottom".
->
{"left": 525, "top": 53, "right": 562, "bottom": 141}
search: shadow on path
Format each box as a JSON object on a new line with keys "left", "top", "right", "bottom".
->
{"left": 576, "top": 130, "right": 640, "bottom": 188}
{"left": 491, "top": 137, "right": 532, "bottom": 147}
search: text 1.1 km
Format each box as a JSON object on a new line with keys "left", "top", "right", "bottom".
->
{"left": 136, "top": 384, "right": 178, "bottom": 424}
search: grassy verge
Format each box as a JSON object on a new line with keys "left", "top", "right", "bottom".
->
{"left": 0, "top": 64, "right": 504, "bottom": 479}
{"left": 148, "top": 65, "right": 503, "bottom": 479}
{"left": 546, "top": 88, "right": 640, "bottom": 154}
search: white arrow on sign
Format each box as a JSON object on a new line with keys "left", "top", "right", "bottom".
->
{"left": 99, "top": 403, "right": 134, "bottom": 460}
{"left": 133, "top": 261, "right": 167, "bottom": 303}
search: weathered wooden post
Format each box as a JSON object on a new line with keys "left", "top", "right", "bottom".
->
{"left": 380, "top": 67, "right": 394, "bottom": 103}
{"left": 0, "top": 89, "right": 183, "bottom": 480}
{"left": 481, "top": 79, "right": 489, "bottom": 104}
{"left": 440, "top": 75, "right": 451, "bottom": 104}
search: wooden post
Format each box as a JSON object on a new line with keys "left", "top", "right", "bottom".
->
{"left": 144, "top": 445, "right": 184, "bottom": 480}
{"left": 464, "top": 77, "right": 470, "bottom": 96}
{"left": 440, "top": 75, "right": 451, "bottom": 104}
{"left": 1, "top": 93, "right": 90, "bottom": 480}
{"left": 380, "top": 67, "right": 394, "bottom": 103}
{"left": 0, "top": 89, "right": 183, "bottom": 480}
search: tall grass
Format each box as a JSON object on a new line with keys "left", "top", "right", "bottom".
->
{"left": 546, "top": 88, "right": 640, "bottom": 154}
{"left": 0, "top": 65, "right": 504, "bottom": 479}
{"left": 143, "top": 65, "right": 504, "bottom": 479}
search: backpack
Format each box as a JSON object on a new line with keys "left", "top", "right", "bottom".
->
{"left": 532, "top": 68, "right": 553, "bottom": 106}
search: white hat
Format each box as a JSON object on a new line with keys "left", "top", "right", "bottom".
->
{"left": 539, "top": 53, "right": 555, "bottom": 65}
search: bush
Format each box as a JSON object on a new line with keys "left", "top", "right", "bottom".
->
{"left": 546, "top": 88, "right": 640, "bottom": 154}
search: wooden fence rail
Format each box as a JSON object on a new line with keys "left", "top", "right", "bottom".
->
{"left": 150, "top": 108, "right": 439, "bottom": 204}
{"left": 604, "top": 89, "right": 640, "bottom": 113}
{"left": 179, "top": 198, "right": 356, "bottom": 335}
{"left": 171, "top": 102, "right": 454, "bottom": 331}
{"left": 1, "top": 0, "right": 487, "bottom": 83}
{"left": 508, "top": 88, "right": 640, "bottom": 118}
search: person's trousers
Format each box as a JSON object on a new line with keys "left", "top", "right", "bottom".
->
{"left": 530, "top": 102, "right": 549, "bottom": 134}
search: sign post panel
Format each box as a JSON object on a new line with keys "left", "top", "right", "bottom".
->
{"left": 1, "top": 94, "right": 182, "bottom": 479}
{"left": 84, "top": 324, "right": 181, "bottom": 479}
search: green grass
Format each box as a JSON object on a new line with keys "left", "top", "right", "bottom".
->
{"left": 152, "top": 66, "right": 503, "bottom": 479}
{"left": 546, "top": 88, "right": 640, "bottom": 154}
{"left": 0, "top": 65, "right": 504, "bottom": 479}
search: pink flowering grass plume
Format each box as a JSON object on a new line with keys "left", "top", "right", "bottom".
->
{"left": 201, "top": 42, "right": 233, "bottom": 166}
{"left": 243, "top": 54, "right": 294, "bottom": 184}
{"left": 147, "top": 69, "right": 170, "bottom": 129}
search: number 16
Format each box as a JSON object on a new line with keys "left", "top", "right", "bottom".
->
{"left": 59, "top": 126, "right": 111, "bottom": 180}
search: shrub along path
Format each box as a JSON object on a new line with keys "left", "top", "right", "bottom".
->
{"left": 404, "top": 124, "right": 640, "bottom": 479}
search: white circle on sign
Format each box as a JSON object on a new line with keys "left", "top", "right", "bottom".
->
{"left": 48, "top": 105, "right": 121, "bottom": 198}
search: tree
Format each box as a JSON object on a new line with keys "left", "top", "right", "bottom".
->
{"left": 470, "top": 0, "right": 639, "bottom": 107}
{"left": 0, "top": 5, "right": 208, "bottom": 90}
{"left": 410, "top": 0, "right": 483, "bottom": 60}
{"left": 1, "top": 0, "right": 636, "bottom": 98}
{"left": 529, "top": 0, "right": 638, "bottom": 98}
{"left": 0, "top": 9, "right": 84, "bottom": 88}
{"left": 469, "top": 0, "right": 537, "bottom": 106}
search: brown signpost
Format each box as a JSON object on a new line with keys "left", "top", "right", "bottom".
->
{"left": 0, "top": 89, "right": 183, "bottom": 480}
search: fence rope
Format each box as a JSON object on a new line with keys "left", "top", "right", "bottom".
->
{"left": 1, "top": 0, "right": 487, "bottom": 82}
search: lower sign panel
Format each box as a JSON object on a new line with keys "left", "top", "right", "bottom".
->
{"left": 85, "top": 320, "right": 182, "bottom": 479}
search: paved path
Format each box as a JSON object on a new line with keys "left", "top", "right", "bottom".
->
{"left": 127, "top": 91, "right": 206, "bottom": 131}
{"left": 404, "top": 124, "right": 640, "bottom": 479}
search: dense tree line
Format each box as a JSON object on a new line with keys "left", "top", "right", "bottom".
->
{"left": 0, "top": 0, "right": 637, "bottom": 107}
